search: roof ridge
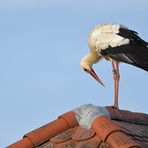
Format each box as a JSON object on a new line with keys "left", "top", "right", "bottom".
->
{"left": 8, "top": 104, "right": 147, "bottom": 148}
{"left": 106, "top": 106, "right": 148, "bottom": 125}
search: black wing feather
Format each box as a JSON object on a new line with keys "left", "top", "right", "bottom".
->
{"left": 100, "top": 27, "right": 148, "bottom": 71}
{"left": 118, "top": 28, "right": 147, "bottom": 46}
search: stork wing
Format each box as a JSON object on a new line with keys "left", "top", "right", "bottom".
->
{"left": 118, "top": 27, "right": 147, "bottom": 46}
{"left": 100, "top": 27, "right": 148, "bottom": 71}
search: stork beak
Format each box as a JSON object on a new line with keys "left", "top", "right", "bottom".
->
{"left": 89, "top": 69, "right": 104, "bottom": 86}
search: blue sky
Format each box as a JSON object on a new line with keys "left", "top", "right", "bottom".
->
{"left": 0, "top": 0, "right": 148, "bottom": 147}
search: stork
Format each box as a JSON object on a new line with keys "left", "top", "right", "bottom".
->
{"left": 80, "top": 23, "right": 148, "bottom": 109}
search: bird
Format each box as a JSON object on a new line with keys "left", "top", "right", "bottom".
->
{"left": 80, "top": 23, "right": 148, "bottom": 109}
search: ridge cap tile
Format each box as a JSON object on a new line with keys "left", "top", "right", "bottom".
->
{"left": 92, "top": 115, "right": 122, "bottom": 141}
{"left": 24, "top": 117, "right": 71, "bottom": 146}
{"left": 92, "top": 115, "right": 141, "bottom": 148}
{"left": 58, "top": 111, "right": 78, "bottom": 128}
{"left": 8, "top": 137, "right": 33, "bottom": 148}
{"left": 106, "top": 107, "right": 148, "bottom": 125}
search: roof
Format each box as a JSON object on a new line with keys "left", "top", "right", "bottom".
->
{"left": 8, "top": 104, "right": 148, "bottom": 148}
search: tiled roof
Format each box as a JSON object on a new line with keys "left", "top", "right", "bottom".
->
{"left": 8, "top": 104, "right": 148, "bottom": 148}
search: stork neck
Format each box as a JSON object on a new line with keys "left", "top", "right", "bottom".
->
{"left": 84, "top": 51, "right": 100, "bottom": 66}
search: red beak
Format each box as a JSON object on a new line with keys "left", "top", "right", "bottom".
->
{"left": 89, "top": 69, "right": 104, "bottom": 86}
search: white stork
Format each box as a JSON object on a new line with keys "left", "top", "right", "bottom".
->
{"left": 80, "top": 23, "right": 148, "bottom": 109}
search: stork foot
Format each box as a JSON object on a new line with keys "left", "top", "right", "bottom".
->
{"left": 109, "top": 104, "right": 119, "bottom": 110}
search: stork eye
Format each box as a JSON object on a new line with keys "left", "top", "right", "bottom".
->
{"left": 84, "top": 68, "right": 88, "bottom": 72}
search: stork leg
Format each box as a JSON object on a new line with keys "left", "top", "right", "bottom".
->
{"left": 112, "top": 61, "right": 120, "bottom": 109}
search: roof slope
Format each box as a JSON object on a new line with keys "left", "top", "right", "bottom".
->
{"left": 8, "top": 104, "right": 148, "bottom": 148}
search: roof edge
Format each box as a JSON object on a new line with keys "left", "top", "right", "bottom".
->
{"left": 8, "top": 137, "right": 33, "bottom": 148}
{"left": 8, "top": 111, "right": 77, "bottom": 148}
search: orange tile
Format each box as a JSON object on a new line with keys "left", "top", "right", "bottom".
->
{"left": 8, "top": 137, "right": 33, "bottom": 148}
{"left": 92, "top": 115, "right": 122, "bottom": 141}
{"left": 58, "top": 111, "right": 78, "bottom": 128}
{"left": 107, "top": 131, "right": 141, "bottom": 148}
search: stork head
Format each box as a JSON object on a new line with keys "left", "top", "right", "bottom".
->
{"left": 80, "top": 54, "right": 104, "bottom": 86}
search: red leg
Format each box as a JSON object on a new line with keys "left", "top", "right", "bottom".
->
{"left": 112, "top": 61, "right": 120, "bottom": 109}
{"left": 112, "top": 61, "right": 117, "bottom": 106}
{"left": 115, "top": 61, "right": 120, "bottom": 109}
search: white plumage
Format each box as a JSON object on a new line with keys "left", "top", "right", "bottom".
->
{"left": 88, "top": 24, "right": 129, "bottom": 51}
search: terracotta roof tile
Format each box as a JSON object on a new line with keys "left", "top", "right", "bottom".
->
{"left": 9, "top": 111, "right": 78, "bottom": 148}
{"left": 114, "top": 120, "right": 148, "bottom": 139}
{"left": 50, "top": 127, "right": 77, "bottom": 144}
{"left": 55, "top": 139, "right": 77, "bottom": 148}
{"left": 92, "top": 115, "right": 122, "bottom": 141}
{"left": 8, "top": 137, "right": 33, "bottom": 148}
{"left": 27, "top": 111, "right": 78, "bottom": 147}
{"left": 75, "top": 135, "right": 101, "bottom": 148}
{"left": 8, "top": 104, "right": 148, "bottom": 148}
{"left": 114, "top": 120, "right": 148, "bottom": 147}
{"left": 59, "top": 111, "right": 77, "bottom": 128}
{"left": 72, "top": 126, "right": 95, "bottom": 141}
{"left": 92, "top": 115, "right": 140, "bottom": 148}
{"left": 36, "top": 142, "right": 55, "bottom": 148}
{"left": 107, "top": 131, "right": 140, "bottom": 148}
{"left": 99, "top": 142, "right": 111, "bottom": 148}
{"left": 106, "top": 107, "right": 148, "bottom": 125}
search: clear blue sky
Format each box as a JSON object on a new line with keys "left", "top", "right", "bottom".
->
{"left": 0, "top": 0, "right": 148, "bottom": 147}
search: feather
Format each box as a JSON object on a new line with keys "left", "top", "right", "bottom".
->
{"left": 101, "top": 42, "right": 148, "bottom": 71}
{"left": 88, "top": 24, "right": 130, "bottom": 51}
{"left": 118, "top": 27, "right": 147, "bottom": 46}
